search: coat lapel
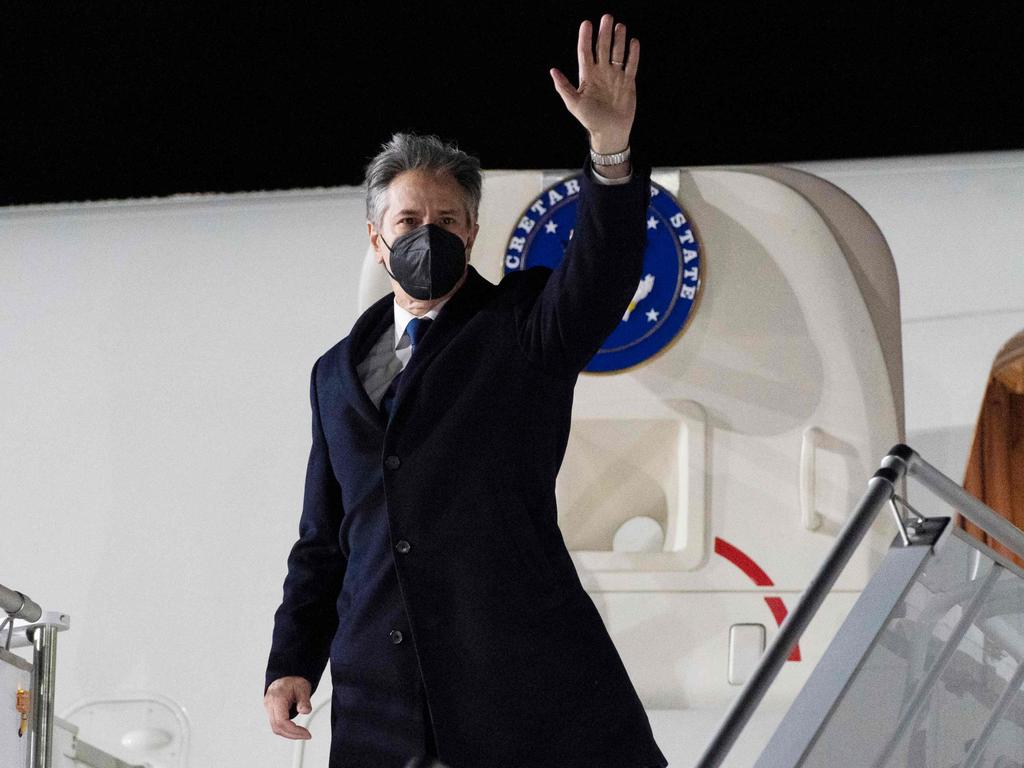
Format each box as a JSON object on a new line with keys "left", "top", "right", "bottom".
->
{"left": 339, "top": 291, "right": 395, "bottom": 429}
{"left": 338, "top": 265, "right": 495, "bottom": 431}
{"left": 389, "top": 265, "right": 494, "bottom": 427}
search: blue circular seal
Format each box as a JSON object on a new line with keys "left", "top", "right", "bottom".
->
{"left": 503, "top": 176, "right": 702, "bottom": 373}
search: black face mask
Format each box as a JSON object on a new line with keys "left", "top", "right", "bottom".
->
{"left": 379, "top": 223, "right": 468, "bottom": 300}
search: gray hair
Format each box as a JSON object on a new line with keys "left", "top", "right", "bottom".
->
{"left": 364, "top": 132, "right": 482, "bottom": 227}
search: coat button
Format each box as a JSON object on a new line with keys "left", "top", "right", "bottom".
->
{"left": 385, "top": 455, "right": 401, "bottom": 469}
{"left": 389, "top": 629, "right": 403, "bottom": 644}
{"left": 396, "top": 540, "right": 411, "bottom": 554}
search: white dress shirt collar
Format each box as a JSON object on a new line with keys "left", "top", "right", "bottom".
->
{"left": 393, "top": 293, "right": 451, "bottom": 351}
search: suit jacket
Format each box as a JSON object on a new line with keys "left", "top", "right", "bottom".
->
{"left": 266, "top": 158, "right": 668, "bottom": 768}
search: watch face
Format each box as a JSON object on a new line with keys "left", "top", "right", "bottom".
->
{"left": 504, "top": 175, "right": 703, "bottom": 374}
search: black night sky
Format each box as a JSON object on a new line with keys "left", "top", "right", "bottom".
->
{"left": 3, "top": 1, "right": 1023, "bottom": 206}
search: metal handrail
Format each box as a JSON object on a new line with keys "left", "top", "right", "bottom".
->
{"left": 1, "top": 585, "right": 56, "bottom": 768}
{"left": 28, "top": 624, "right": 57, "bottom": 768}
{"left": 891, "top": 445, "right": 1024, "bottom": 557}
{"left": 0, "top": 584, "right": 42, "bottom": 623}
{"left": 694, "top": 443, "right": 1024, "bottom": 768}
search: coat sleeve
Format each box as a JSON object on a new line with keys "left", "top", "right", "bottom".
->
{"left": 515, "top": 155, "right": 651, "bottom": 377}
{"left": 265, "top": 356, "right": 347, "bottom": 698}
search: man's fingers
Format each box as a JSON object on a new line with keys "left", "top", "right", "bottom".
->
{"left": 277, "top": 720, "right": 312, "bottom": 740}
{"left": 268, "top": 694, "right": 294, "bottom": 729}
{"left": 265, "top": 690, "right": 312, "bottom": 740}
{"left": 293, "top": 678, "right": 313, "bottom": 714}
{"left": 611, "top": 22, "right": 627, "bottom": 66}
{"left": 596, "top": 13, "right": 613, "bottom": 64}
{"left": 274, "top": 714, "right": 312, "bottom": 740}
{"left": 624, "top": 38, "right": 640, "bottom": 78}
{"left": 550, "top": 68, "right": 579, "bottom": 108}
{"left": 576, "top": 20, "right": 592, "bottom": 77}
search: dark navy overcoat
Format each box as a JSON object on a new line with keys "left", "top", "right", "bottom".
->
{"left": 266, "top": 159, "right": 669, "bottom": 768}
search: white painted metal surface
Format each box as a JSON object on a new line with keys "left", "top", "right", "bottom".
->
{"left": 60, "top": 693, "right": 189, "bottom": 768}
{"left": 2, "top": 150, "right": 1021, "bottom": 766}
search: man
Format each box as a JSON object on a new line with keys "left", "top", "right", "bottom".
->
{"left": 265, "top": 14, "right": 668, "bottom": 768}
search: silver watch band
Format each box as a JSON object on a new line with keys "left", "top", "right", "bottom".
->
{"left": 589, "top": 146, "right": 631, "bottom": 166}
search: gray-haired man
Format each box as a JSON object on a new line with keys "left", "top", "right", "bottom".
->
{"left": 264, "top": 14, "right": 667, "bottom": 768}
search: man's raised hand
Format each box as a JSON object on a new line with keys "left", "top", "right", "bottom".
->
{"left": 550, "top": 13, "right": 639, "bottom": 155}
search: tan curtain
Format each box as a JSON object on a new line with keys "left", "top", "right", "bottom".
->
{"left": 958, "top": 330, "right": 1024, "bottom": 569}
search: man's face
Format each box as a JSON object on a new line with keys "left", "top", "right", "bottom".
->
{"left": 367, "top": 169, "right": 479, "bottom": 311}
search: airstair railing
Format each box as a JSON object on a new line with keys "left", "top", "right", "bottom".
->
{"left": 1, "top": 585, "right": 42, "bottom": 627}
{"left": 695, "top": 443, "right": 1024, "bottom": 768}
{"left": 4, "top": 592, "right": 144, "bottom": 768}
{"left": 28, "top": 621, "right": 58, "bottom": 768}
{"left": 1, "top": 586, "right": 75, "bottom": 768}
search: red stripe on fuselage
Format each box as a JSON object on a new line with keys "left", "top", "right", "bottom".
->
{"left": 714, "top": 537, "right": 801, "bottom": 662}
{"left": 714, "top": 536, "right": 774, "bottom": 586}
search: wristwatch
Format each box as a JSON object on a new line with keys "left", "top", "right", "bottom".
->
{"left": 589, "top": 146, "right": 631, "bottom": 166}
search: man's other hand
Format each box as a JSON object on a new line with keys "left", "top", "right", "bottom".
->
{"left": 264, "top": 676, "right": 314, "bottom": 740}
{"left": 550, "top": 13, "right": 639, "bottom": 156}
